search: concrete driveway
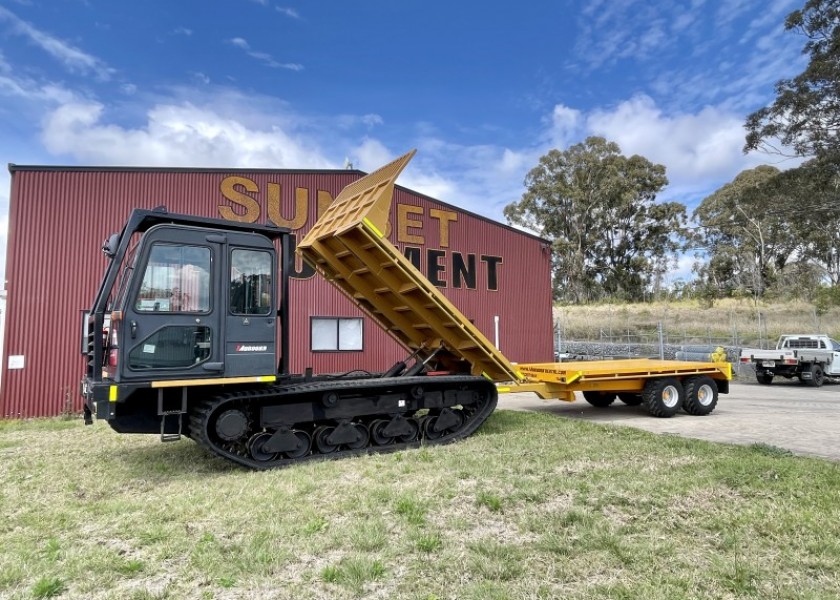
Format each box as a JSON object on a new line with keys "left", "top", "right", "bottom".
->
{"left": 498, "top": 379, "right": 840, "bottom": 461}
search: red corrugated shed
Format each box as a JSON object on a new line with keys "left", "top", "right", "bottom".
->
{"left": 2, "top": 166, "right": 552, "bottom": 418}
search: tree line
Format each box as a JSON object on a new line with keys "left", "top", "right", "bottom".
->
{"left": 505, "top": 0, "right": 840, "bottom": 308}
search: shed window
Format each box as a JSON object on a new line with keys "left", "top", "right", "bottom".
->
{"left": 311, "top": 317, "right": 363, "bottom": 351}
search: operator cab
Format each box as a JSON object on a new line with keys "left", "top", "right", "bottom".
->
{"left": 86, "top": 209, "right": 292, "bottom": 387}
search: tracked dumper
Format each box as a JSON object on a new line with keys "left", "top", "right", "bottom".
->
{"left": 81, "top": 150, "right": 731, "bottom": 469}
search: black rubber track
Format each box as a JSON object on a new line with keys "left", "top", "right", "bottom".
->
{"left": 188, "top": 375, "right": 498, "bottom": 470}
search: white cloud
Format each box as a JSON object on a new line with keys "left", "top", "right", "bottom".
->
{"left": 348, "top": 138, "right": 395, "bottom": 173}
{"left": 0, "top": 6, "right": 114, "bottom": 80}
{"left": 573, "top": 0, "right": 703, "bottom": 69}
{"left": 0, "top": 69, "right": 78, "bottom": 104}
{"left": 229, "top": 37, "right": 249, "bottom": 50}
{"left": 26, "top": 81, "right": 797, "bottom": 225}
{"left": 581, "top": 94, "right": 791, "bottom": 204}
{"left": 276, "top": 7, "right": 300, "bottom": 19}
{"left": 334, "top": 113, "right": 383, "bottom": 130}
{"left": 40, "top": 100, "right": 333, "bottom": 169}
{"left": 538, "top": 95, "right": 782, "bottom": 207}
{"left": 226, "top": 37, "right": 303, "bottom": 71}
{"left": 0, "top": 83, "right": 801, "bottom": 291}
{"left": 547, "top": 104, "right": 583, "bottom": 148}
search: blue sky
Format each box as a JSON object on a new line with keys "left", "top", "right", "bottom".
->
{"left": 0, "top": 0, "right": 808, "bottom": 286}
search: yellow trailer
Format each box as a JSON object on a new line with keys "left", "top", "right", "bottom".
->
{"left": 298, "top": 150, "right": 730, "bottom": 419}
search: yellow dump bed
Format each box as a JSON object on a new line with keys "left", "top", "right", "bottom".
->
{"left": 298, "top": 150, "right": 731, "bottom": 402}
{"left": 297, "top": 151, "right": 523, "bottom": 382}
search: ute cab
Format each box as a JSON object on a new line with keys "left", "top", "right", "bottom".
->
{"left": 81, "top": 208, "right": 293, "bottom": 434}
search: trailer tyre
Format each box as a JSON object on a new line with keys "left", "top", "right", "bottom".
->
{"left": 806, "top": 364, "right": 825, "bottom": 388}
{"left": 618, "top": 393, "right": 643, "bottom": 406}
{"left": 582, "top": 391, "right": 616, "bottom": 407}
{"left": 642, "top": 378, "right": 683, "bottom": 418}
{"left": 682, "top": 376, "right": 718, "bottom": 416}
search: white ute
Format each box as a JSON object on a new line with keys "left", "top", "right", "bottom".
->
{"left": 740, "top": 334, "right": 840, "bottom": 387}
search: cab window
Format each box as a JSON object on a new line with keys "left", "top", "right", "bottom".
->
{"left": 230, "top": 249, "right": 272, "bottom": 315}
{"left": 135, "top": 244, "right": 211, "bottom": 312}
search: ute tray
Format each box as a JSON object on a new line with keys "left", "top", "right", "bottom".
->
{"left": 297, "top": 150, "right": 522, "bottom": 382}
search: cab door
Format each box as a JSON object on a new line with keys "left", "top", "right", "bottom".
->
{"left": 119, "top": 226, "right": 222, "bottom": 381}
{"left": 224, "top": 239, "right": 278, "bottom": 377}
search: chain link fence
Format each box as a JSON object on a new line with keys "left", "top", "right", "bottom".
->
{"left": 553, "top": 319, "right": 769, "bottom": 378}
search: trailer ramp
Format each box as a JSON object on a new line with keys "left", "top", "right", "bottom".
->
{"left": 297, "top": 150, "right": 524, "bottom": 382}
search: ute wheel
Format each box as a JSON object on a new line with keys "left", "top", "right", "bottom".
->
{"left": 284, "top": 430, "right": 312, "bottom": 459}
{"left": 248, "top": 432, "right": 277, "bottom": 462}
{"left": 756, "top": 371, "right": 773, "bottom": 385}
{"left": 314, "top": 426, "right": 338, "bottom": 454}
{"left": 582, "top": 391, "right": 616, "bottom": 407}
{"left": 618, "top": 393, "right": 643, "bottom": 406}
{"left": 370, "top": 420, "right": 394, "bottom": 446}
{"left": 806, "top": 364, "right": 825, "bottom": 388}
{"left": 683, "top": 376, "right": 718, "bottom": 416}
{"left": 345, "top": 423, "right": 370, "bottom": 450}
{"left": 643, "top": 378, "right": 684, "bottom": 418}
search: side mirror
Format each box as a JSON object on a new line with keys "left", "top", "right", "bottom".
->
{"left": 102, "top": 233, "right": 120, "bottom": 257}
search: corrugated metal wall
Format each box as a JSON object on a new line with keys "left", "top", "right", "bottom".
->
{"left": 1, "top": 166, "right": 552, "bottom": 418}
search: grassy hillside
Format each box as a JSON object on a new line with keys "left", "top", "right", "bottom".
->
{"left": 554, "top": 299, "right": 840, "bottom": 348}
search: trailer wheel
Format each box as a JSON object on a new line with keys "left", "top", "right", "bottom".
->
{"left": 755, "top": 371, "right": 773, "bottom": 385}
{"left": 582, "top": 391, "right": 616, "bottom": 407}
{"left": 806, "top": 364, "right": 825, "bottom": 388}
{"left": 642, "top": 378, "right": 683, "bottom": 418}
{"left": 618, "top": 393, "right": 643, "bottom": 406}
{"left": 682, "top": 376, "right": 718, "bottom": 416}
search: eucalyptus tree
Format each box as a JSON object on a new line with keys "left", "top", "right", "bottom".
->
{"left": 504, "top": 137, "right": 688, "bottom": 303}
{"left": 693, "top": 166, "right": 804, "bottom": 298}
{"left": 745, "top": 0, "right": 840, "bottom": 158}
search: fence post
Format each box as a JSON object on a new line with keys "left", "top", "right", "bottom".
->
{"left": 658, "top": 321, "right": 664, "bottom": 359}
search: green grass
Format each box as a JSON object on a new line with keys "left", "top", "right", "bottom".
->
{"left": 1, "top": 411, "right": 839, "bottom": 599}
{"left": 30, "top": 577, "right": 65, "bottom": 598}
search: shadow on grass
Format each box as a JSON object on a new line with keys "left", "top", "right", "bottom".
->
{"left": 108, "top": 439, "right": 241, "bottom": 478}
{"left": 105, "top": 410, "right": 545, "bottom": 479}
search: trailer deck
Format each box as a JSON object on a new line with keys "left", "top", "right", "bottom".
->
{"left": 510, "top": 359, "right": 731, "bottom": 400}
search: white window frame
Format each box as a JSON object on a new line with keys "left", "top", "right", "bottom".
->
{"left": 311, "top": 317, "right": 364, "bottom": 352}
